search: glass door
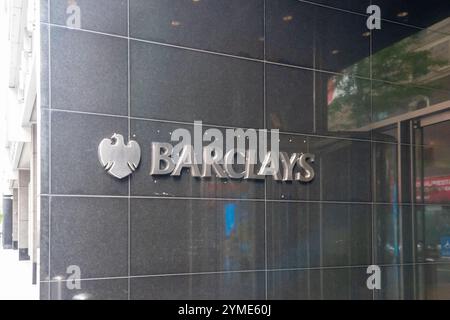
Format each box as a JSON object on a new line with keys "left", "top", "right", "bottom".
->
{"left": 371, "top": 110, "right": 450, "bottom": 299}
{"left": 413, "top": 114, "right": 450, "bottom": 299}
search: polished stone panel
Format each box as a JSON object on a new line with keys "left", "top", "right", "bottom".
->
{"left": 130, "top": 119, "right": 265, "bottom": 199}
{"left": 265, "top": 133, "right": 310, "bottom": 201}
{"left": 267, "top": 269, "right": 314, "bottom": 300}
{"left": 266, "top": 0, "right": 370, "bottom": 76}
{"left": 40, "top": 282, "right": 50, "bottom": 300}
{"left": 267, "top": 135, "right": 372, "bottom": 202}
{"left": 312, "top": 203, "right": 366, "bottom": 266}
{"left": 319, "top": 203, "right": 372, "bottom": 267}
{"left": 266, "top": 201, "right": 310, "bottom": 269}
{"left": 266, "top": 63, "right": 314, "bottom": 134}
{"left": 130, "top": 0, "right": 264, "bottom": 59}
{"left": 41, "top": 0, "right": 48, "bottom": 22}
{"left": 39, "top": 0, "right": 450, "bottom": 301}
{"left": 40, "top": 109, "right": 49, "bottom": 195}
{"left": 265, "top": 0, "right": 313, "bottom": 68}
{"left": 268, "top": 267, "right": 372, "bottom": 300}
{"left": 309, "top": 136, "right": 372, "bottom": 202}
{"left": 49, "top": 197, "right": 128, "bottom": 279}
{"left": 306, "top": 0, "right": 370, "bottom": 13}
{"left": 373, "top": 0, "right": 450, "bottom": 30}
{"left": 49, "top": 278, "right": 128, "bottom": 300}
{"left": 51, "top": 27, "right": 128, "bottom": 115}
{"left": 40, "top": 197, "right": 49, "bottom": 282}
{"left": 130, "top": 272, "right": 265, "bottom": 300}
{"left": 321, "top": 266, "right": 372, "bottom": 300}
{"left": 40, "top": 24, "right": 49, "bottom": 108}
{"left": 267, "top": 202, "right": 372, "bottom": 269}
{"left": 130, "top": 198, "right": 265, "bottom": 275}
{"left": 50, "top": 0, "right": 128, "bottom": 36}
{"left": 374, "top": 264, "right": 450, "bottom": 300}
{"left": 50, "top": 111, "right": 128, "bottom": 196}
{"left": 130, "top": 40, "right": 264, "bottom": 128}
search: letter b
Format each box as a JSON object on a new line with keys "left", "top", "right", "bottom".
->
{"left": 150, "top": 143, "right": 175, "bottom": 175}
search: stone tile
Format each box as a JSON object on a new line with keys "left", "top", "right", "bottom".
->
{"left": 130, "top": 0, "right": 264, "bottom": 58}
{"left": 50, "top": 111, "right": 128, "bottom": 196}
{"left": 130, "top": 198, "right": 265, "bottom": 275}
{"left": 49, "top": 278, "right": 128, "bottom": 300}
{"left": 130, "top": 272, "right": 265, "bottom": 300}
{"left": 51, "top": 27, "right": 128, "bottom": 115}
{"left": 49, "top": 197, "right": 128, "bottom": 279}
{"left": 266, "top": 0, "right": 370, "bottom": 77}
{"left": 130, "top": 40, "right": 264, "bottom": 128}
{"left": 50, "top": 0, "right": 127, "bottom": 36}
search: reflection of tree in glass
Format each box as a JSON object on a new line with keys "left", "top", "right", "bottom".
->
{"left": 372, "top": 34, "right": 446, "bottom": 83}
{"left": 328, "top": 33, "right": 447, "bottom": 130}
{"left": 327, "top": 72, "right": 371, "bottom": 131}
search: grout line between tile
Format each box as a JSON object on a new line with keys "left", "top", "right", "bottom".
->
{"left": 39, "top": 193, "right": 450, "bottom": 207}
{"left": 38, "top": 260, "right": 450, "bottom": 284}
{"left": 127, "top": 0, "right": 131, "bottom": 301}
{"left": 47, "top": 0, "right": 52, "bottom": 299}
{"left": 263, "top": 0, "right": 268, "bottom": 301}
{"left": 44, "top": 107, "right": 436, "bottom": 148}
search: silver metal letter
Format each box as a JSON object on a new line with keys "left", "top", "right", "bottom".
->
{"left": 244, "top": 150, "right": 264, "bottom": 180}
{"left": 224, "top": 149, "right": 246, "bottom": 179}
{"left": 295, "top": 153, "right": 315, "bottom": 182}
{"left": 279, "top": 152, "right": 300, "bottom": 181}
{"left": 150, "top": 142, "right": 175, "bottom": 175}
{"left": 202, "top": 147, "right": 227, "bottom": 178}
{"left": 171, "top": 145, "right": 201, "bottom": 177}
{"left": 226, "top": 129, "right": 257, "bottom": 165}
{"left": 258, "top": 152, "right": 281, "bottom": 180}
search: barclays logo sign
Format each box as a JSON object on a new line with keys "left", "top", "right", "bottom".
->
{"left": 98, "top": 122, "right": 315, "bottom": 183}
{"left": 98, "top": 133, "right": 141, "bottom": 179}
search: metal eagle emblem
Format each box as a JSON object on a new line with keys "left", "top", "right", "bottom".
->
{"left": 98, "top": 133, "right": 141, "bottom": 179}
